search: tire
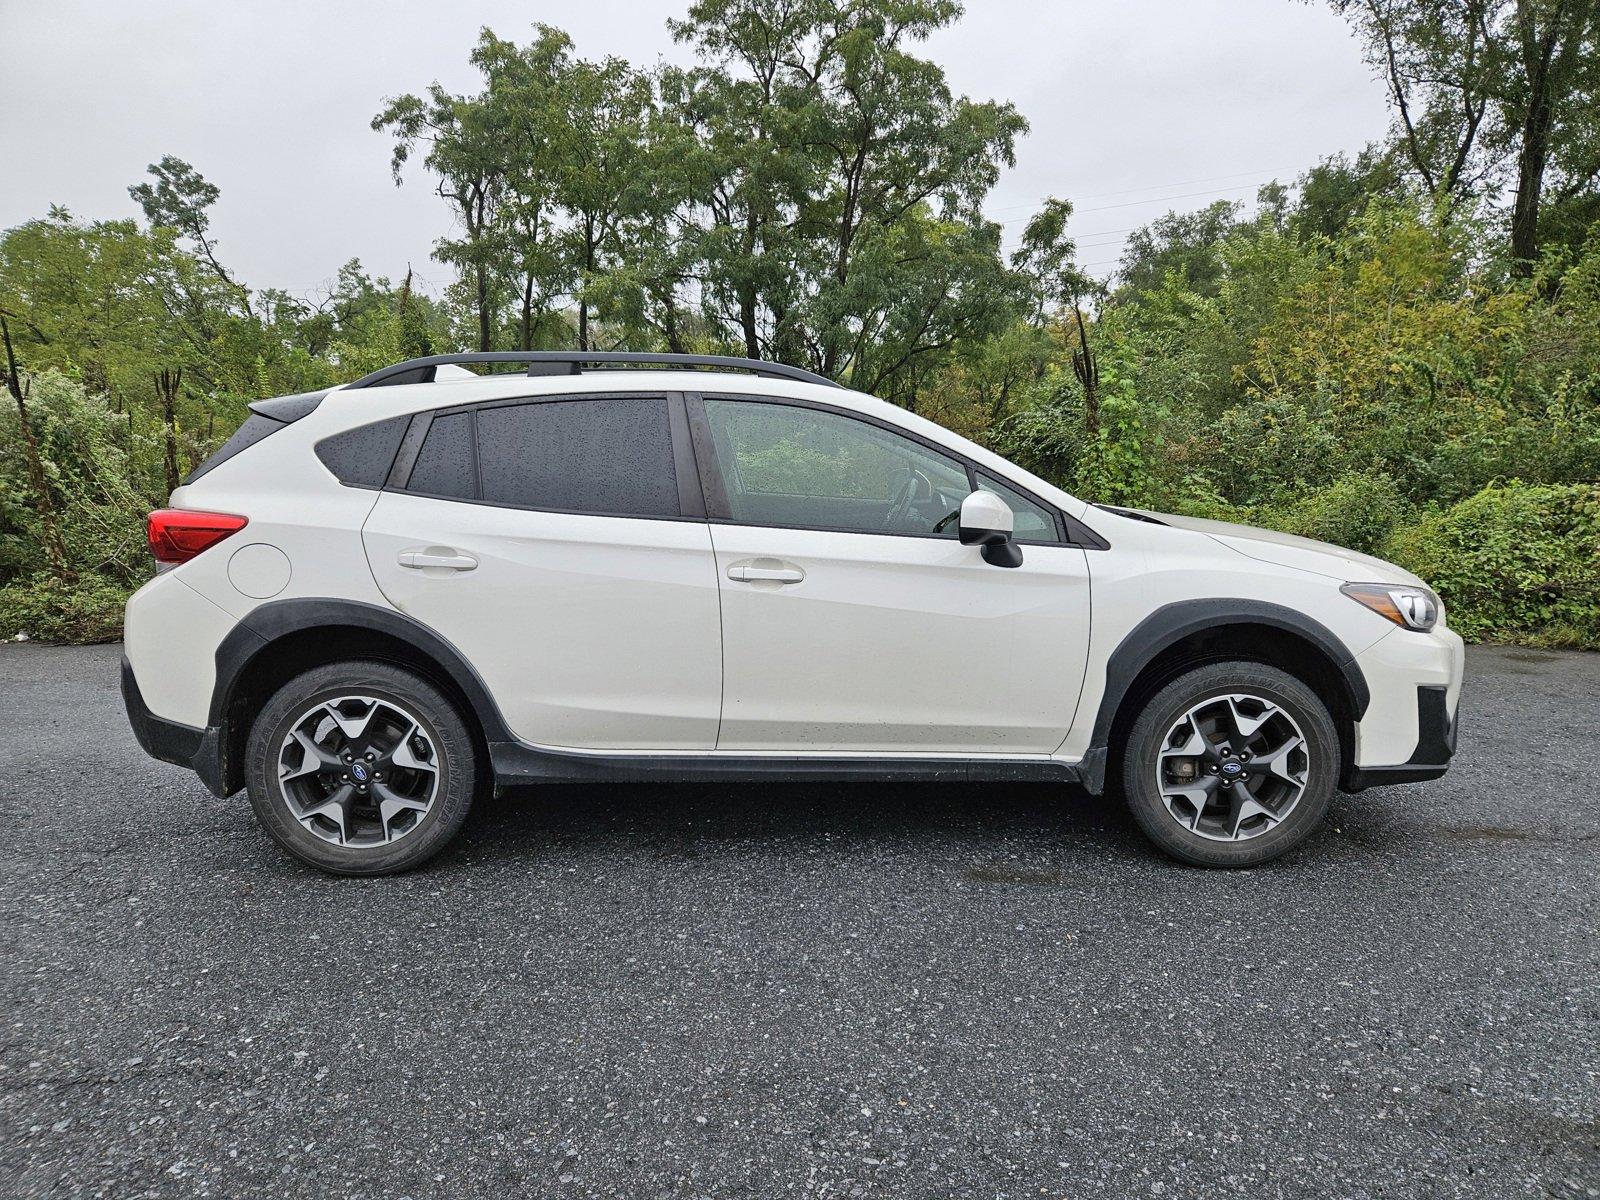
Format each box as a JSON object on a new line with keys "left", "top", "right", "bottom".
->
{"left": 1121, "top": 661, "right": 1338, "bottom": 868}
{"left": 245, "top": 661, "right": 478, "bottom": 876}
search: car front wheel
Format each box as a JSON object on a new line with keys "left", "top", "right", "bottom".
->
{"left": 1122, "top": 661, "right": 1338, "bottom": 867}
{"left": 245, "top": 662, "right": 478, "bottom": 876}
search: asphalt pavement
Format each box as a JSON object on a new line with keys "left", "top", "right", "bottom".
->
{"left": 1, "top": 641, "right": 1596, "bottom": 1199}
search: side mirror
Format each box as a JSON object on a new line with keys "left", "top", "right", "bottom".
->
{"left": 959, "top": 490, "right": 1023, "bottom": 568}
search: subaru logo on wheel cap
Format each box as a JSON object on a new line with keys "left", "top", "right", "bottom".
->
{"left": 1221, "top": 761, "right": 1242, "bottom": 776}
{"left": 350, "top": 762, "right": 370, "bottom": 783}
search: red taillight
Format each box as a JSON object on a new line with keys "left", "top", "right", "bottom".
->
{"left": 147, "top": 509, "right": 249, "bottom": 564}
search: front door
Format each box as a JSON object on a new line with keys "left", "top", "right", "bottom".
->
{"left": 362, "top": 393, "right": 722, "bottom": 751}
{"left": 693, "top": 397, "right": 1091, "bottom": 755}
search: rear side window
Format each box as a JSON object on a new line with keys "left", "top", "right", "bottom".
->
{"left": 476, "top": 398, "right": 679, "bottom": 517}
{"left": 314, "top": 416, "right": 410, "bottom": 488}
{"left": 400, "top": 395, "right": 681, "bottom": 519}
{"left": 407, "top": 412, "right": 477, "bottom": 499}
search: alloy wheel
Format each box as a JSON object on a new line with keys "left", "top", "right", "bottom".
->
{"left": 1154, "top": 692, "right": 1310, "bottom": 842}
{"left": 276, "top": 695, "right": 441, "bottom": 848}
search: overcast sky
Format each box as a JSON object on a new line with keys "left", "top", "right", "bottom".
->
{"left": 0, "top": 0, "right": 1392, "bottom": 297}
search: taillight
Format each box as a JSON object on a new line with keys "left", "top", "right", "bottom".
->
{"left": 147, "top": 509, "right": 249, "bottom": 564}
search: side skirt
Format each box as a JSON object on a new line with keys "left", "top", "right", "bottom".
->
{"left": 489, "top": 741, "right": 1088, "bottom": 789}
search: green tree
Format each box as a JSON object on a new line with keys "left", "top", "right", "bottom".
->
{"left": 474, "top": 26, "right": 579, "bottom": 350}
{"left": 1328, "top": 0, "right": 1600, "bottom": 269}
{"left": 553, "top": 52, "right": 659, "bottom": 350}
{"left": 1116, "top": 199, "right": 1241, "bottom": 299}
{"left": 668, "top": 0, "right": 821, "bottom": 359}
{"left": 128, "top": 156, "right": 252, "bottom": 311}
{"left": 792, "top": 0, "right": 1026, "bottom": 391}
{"left": 374, "top": 78, "right": 509, "bottom": 350}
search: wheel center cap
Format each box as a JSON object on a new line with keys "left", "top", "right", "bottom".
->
{"left": 350, "top": 761, "right": 370, "bottom": 783}
{"left": 1220, "top": 761, "right": 1243, "bottom": 777}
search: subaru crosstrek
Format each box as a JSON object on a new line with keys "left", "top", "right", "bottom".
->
{"left": 121, "top": 352, "right": 1463, "bottom": 875}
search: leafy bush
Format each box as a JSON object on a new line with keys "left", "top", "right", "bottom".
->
{"left": 0, "top": 572, "right": 132, "bottom": 644}
{"left": 1264, "top": 472, "right": 1409, "bottom": 555}
{"left": 1384, "top": 482, "right": 1600, "bottom": 647}
{"left": 1168, "top": 472, "right": 1406, "bottom": 555}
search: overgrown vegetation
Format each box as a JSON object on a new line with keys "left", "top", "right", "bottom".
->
{"left": 3, "top": 0, "right": 1598, "bottom": 645}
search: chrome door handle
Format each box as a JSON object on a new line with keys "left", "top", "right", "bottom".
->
{"left": 727, "top": 561, "right": 805, "bottom": 584}
{"left": 399, "top": 549, "right": 478, "bottom": 571}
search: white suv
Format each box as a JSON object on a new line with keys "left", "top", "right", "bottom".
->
{"left": 121, "top": 352, "right": 1463, "bottom": 875}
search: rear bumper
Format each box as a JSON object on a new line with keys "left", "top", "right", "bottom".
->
{"left": 1342, "top": 683, "right": 1458, "bottom": 791}
{"left": 121, "top": 656, "right": 230, "bottom": 797}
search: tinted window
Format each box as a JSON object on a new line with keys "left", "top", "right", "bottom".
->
{"left": 475, "top": 397, "right": 679, "bottom": 517}
{"left": 188, "top": 389, "right": 331, "bottom": 484}
{"left": 186, "top": 414, "right": 286, "bottom": 484}
{"left": 314, "top": 416, "right": 409, "bottom": 488}
{"left": 701, "top": 400, "right": 970, "bottom": 536}
{"left": 978, "top": 474, "right": 1060, "bottom": 542}
{"left": 407, "top": 411, "right": 477, "bottom": 499}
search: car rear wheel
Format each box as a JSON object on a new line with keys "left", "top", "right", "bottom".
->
{"left": 1122, "top": 661, "right": 1338, "bottom": 867}
{"left": 245, "top": 662, "right": 477, "bottom": 875}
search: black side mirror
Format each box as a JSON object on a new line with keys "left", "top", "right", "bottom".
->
{"left": 959, "top": 490, "right": 1023, "bottom": 568}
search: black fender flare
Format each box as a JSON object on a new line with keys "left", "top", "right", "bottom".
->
{"left": 209, "top": 596, "right": 518, "bottom": 747}
{"left": 1082, "top": 598, "right": 1371, "bottom": 791}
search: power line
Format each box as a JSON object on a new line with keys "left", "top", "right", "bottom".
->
{"left": 986, "top": 165, "right": 1296, "bottom": 216}
{"left": 996, "top": 180, "right": 1263, "bottom": 227}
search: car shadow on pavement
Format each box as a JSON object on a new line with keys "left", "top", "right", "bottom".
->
{"left": 447, "top": 780, "right": 1152, "bottom": 866}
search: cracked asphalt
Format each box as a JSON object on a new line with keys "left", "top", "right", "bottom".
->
{"left": 2, "top": 641, "right": 1597, "bottom": 1199}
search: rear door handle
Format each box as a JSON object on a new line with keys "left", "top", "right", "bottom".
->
{"left": 727, "top": 560, "right": 805, "bottom": 584}
{"left": 399, "top": 548, "right": 478, "bottom": 572}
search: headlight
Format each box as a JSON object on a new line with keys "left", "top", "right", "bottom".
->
{"left": 1341, "top": 582, "right": 1440, "bottom": 631}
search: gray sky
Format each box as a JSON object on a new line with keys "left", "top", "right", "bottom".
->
{"left": 0, "top": 0, "right": 1391, "bottom": 297}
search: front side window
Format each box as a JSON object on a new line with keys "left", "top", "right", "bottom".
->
{"left": 700, "top": 399, "right": 971, "bottom": 536}
{"left": 401, "top": 395, "right": 680, "bottom": 519}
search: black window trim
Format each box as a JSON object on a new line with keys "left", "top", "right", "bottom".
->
{"left": 685, "top": 391, "right": 1109, "bottom": 549}
{"left": 385, "top": 390, "right": 704, "bottom": 524}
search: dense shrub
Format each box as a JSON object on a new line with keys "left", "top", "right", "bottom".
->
{"left": 1169, "top": 473, "right": 1407, "bottom": 556}
{"left": 0, "top": 572, "right": 132, "bottom": 644}
{"left": 1263, "top": 472, "right": 1409, "bottom": 555}
{"left": 1384, "top": 482, "right": 1600, "bottom": 647}
{"left": 0, "top": 372, "right": 155, "bottom": 642}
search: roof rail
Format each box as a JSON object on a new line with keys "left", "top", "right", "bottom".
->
{"left": 343, "top": 351, "right": 840, "bottom": 390}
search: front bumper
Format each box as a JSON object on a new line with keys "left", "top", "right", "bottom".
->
{"left": 121, "top": 656, "right": 230, "bottom": 797}
{"left": 1343, "top": 683, "right": 1458, "bottom": 791}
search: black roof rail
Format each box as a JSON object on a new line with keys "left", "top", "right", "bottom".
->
{"left": 343, "top": 351, "right": 841, "bottom": 390}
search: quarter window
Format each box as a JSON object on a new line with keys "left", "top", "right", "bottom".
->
{"left": 977, "top": 473, "right": 1061, "bottom": 543}
{"left": 700, "top": 399, "right": 970, "bottom": 537}
{"left": 314, "top": 415, "right": 410, "bottom": 489}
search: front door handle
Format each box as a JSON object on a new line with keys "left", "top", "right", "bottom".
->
{"left": 727, "top": 560, "right": 805, "bottom": 584}
{"left": 399, "top": 548, "right": 478, "bottom": 572}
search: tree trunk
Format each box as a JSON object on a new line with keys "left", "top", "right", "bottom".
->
{"left": 157, "top": 368, "right": 182, "bottom": 495}
{"left": 660, "top": 290, "right": 687, "bottom": 355}
{"left": 1508, "top": 1, "right": 1567, "bottom": 275}
{"left": 741, "top": 207, "right": 760, "bottom": 358}
{"left": 521, "top": 275, "right": 535, "bottom": 351}
{"left": 1510, "top": 100, "right": 1552, "bottom": 273}
{"left": 578, "top": 227, "right": 596, "bottom": 352}
{"left": 1071, "top": 298, "right": 1100, "bottom": 435}
{"left": 1, "top": 316, "right": 71, "bottom": 580}
{"left": 475, "top": 264, "right": 492, "bottom": 351}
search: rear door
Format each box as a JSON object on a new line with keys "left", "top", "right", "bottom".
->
{"left": 362, "top": 392, "right": 723, "bottom": 751}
